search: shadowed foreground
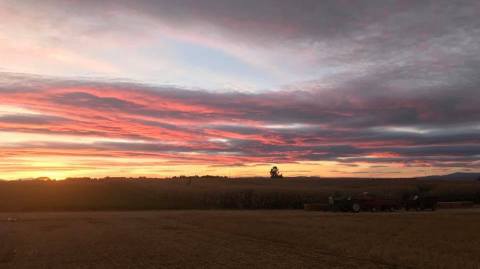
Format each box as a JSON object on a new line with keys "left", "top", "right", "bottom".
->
{"left": 1, "top": 210, "right": 480, "bottom": 269}
{"left": 1, "top": 178, "right": 479, "bottom": 211}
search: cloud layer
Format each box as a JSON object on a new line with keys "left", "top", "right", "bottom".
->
{"left": 2, "top": 1, "right": 480, "bottom": 90}
{"left": 0, "top": 1, "right": 479, "bottom": 178}
{"left": 0, "top": 72, "right": 478, "bottom": 177}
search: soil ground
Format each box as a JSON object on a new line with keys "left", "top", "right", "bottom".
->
{"left": 1, "top": 209, "right": 480, "bottom": 269}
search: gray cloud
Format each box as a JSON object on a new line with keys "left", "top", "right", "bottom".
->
{"left": 1, "top": 1, "right": 479, "bottom": 170}
{"left": 12, "top": 1, "right": 480, "bottom": 74}
{"left": 0, "top": 114, "right": 67, "bottom": 125}
{"left": 2, "top": 80, "right": 478, "bottom": 169}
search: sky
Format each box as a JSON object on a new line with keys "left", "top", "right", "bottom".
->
{"left": 0, "top": 0, "right": 479, "bottom": 179}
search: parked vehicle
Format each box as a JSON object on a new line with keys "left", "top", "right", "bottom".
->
{"left": 404, "top": 195, "right": 438, "bottom": 211}
{"left": 329, "top": 195, "right": 360, "bottom": 212}
{"left": 354, "top": 192, "right": 401, "bottom": 212}
{"left": 329, "top": 192, "right": 401, "bottom": 213}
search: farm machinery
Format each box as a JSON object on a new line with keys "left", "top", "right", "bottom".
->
{"left": 404, "top": 194, "right": 438, "bottom": 211}
{"left": 328, "top": 192, "right": 401, "bottom": 213}
{"left": 320, "top": 192, "right": 439, "bottom": 212}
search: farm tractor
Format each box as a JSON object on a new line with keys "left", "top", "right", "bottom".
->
{"left": 326, "top": 192, "right": 438, "bottom": 212}
{"left": 404, "top": 194, "right": 438, "bottom": 211}
{"left": 328, "top": 192, "right": 401, "bottom": 213}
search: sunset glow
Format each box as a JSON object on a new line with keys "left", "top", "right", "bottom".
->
{"left": 1, "top": 1, "right": 479, "bottom": 179}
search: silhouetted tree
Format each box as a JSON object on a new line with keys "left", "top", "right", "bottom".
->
{"left": 270, "top": 166, "right": 283, "bottom": 178}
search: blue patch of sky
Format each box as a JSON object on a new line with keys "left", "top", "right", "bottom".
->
{"left": 157, "top": 36, "right": 277, "bottom": 91}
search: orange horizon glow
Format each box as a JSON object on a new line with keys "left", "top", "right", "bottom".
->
{"left": 1, "top": 1, "right": 479, "bottom": 179}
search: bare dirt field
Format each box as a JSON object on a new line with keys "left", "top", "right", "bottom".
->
{"left": 1, "top": 209, "right": 480, "bottom": 269}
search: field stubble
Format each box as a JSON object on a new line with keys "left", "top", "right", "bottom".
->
{"left": 1, "top": 210, "right": 480, "bottom": 269}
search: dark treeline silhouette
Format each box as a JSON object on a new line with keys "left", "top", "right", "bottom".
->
{"left": 0, "top": 177, "right": 479, "bottom": 211}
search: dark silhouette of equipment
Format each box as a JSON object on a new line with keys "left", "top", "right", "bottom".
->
{"left": 328, "top": 192, "right": 401, "bottom": 213}
{"left": 270, "top": 166, "right": 283, "bottom": 178}
{"left": 404, "top": 194, "right": 438, "bottom": 211}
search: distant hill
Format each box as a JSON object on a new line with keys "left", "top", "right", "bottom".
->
{"left": 420, "top": 172, "right": 480, "bottom": 181}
